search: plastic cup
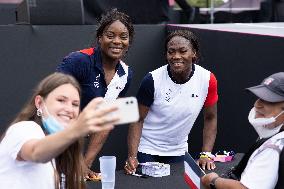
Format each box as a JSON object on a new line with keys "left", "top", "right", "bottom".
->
{"left": 99, "top": 156, "right": 116, "bottom": 189}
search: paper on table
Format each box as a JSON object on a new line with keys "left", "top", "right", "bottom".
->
{"left": 141, "top": 162, "right": 170, "bottom": 177}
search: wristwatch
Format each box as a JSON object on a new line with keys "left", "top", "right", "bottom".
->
{"left": 209, "top": 176, "right": 219, "bottom": 189}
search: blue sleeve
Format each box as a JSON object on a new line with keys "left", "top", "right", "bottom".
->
{"left": 56, "top": 52, "right": 87, "bottom": 82}
{"left": 119, "top": 67, "right": 133, "bottom": 97}
{"left": 136, "top": 73, "right": 154, "bottom": 107}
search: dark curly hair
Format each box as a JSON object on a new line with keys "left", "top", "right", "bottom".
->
{"left": 96, "top": 8, "right": 135, "bottom": 44}
{"left": 165, "top": 30, "right": 201, "bottom": 63}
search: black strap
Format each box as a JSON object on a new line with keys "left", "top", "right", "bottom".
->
{"left": 227, "top": 138, "right": 269, "bottom": 180}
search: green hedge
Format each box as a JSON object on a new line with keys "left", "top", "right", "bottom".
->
{"left": 185, "top": 0, "right": 226, "bottom": 8}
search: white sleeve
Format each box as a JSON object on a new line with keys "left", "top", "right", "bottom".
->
{"left": 3, "top": 121, "right": 45, "bottom": 161}
{"left": 240, "top": 148, "right": 279, "bottom": 189}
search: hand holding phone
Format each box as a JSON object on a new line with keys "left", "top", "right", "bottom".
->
{"left": 99, "top": 97, "right": 139, "bottom": 125}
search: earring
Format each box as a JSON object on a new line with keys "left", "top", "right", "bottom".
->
{"left": 37, "top": 109, "right": 42, "bottom": 117}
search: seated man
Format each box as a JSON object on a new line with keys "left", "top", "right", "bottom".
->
{"left": 202, "top": 72, "right": 284, "bottom": 189}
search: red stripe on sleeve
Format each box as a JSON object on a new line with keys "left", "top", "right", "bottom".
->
{"left": 204, "top": 72, "right": 218, "bottom": 107}
{"left": 79, "top": 48, "right": 94, "bottom": 55}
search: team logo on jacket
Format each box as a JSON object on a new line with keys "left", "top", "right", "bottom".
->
{"left": 93, "top": 74, "right": 100, "bottom": 88}
{"left": 165, "top": 88, "right": 172, "bottom": 102}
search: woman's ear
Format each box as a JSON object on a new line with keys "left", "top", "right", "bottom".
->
{"left": 98, "top": 36, "right": 102, "bottom": 45}
{"left": 34, "top": 95, "right": 43, "bottom": 109}
{"left": 192, "top": 51, "right": 197, "bottom": 63}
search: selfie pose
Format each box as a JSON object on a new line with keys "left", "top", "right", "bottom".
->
{"left": 0, "top": 73, "right": 119, "bottom": 189}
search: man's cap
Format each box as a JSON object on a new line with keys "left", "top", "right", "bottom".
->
{"left": 246, "top": 72, "right": 284, "bottom": 102}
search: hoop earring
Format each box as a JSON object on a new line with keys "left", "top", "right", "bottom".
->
{"left": 37, "top": 109, "right": 42, "bottom": 117}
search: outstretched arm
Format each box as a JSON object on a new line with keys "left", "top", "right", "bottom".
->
{"left": 197, "top": 103, "right": 217, "bottom": 170}
{"left": 202, "top": 103, "right": 217, "bottom": 152}
{"left": 124, "top": 104, "right": 149, "bottom": 174}
{"left": 202, "top": 172, "right": 247, "bottom": 189}
{"left": 19, "top": 98, "right": 118, "bottom": 163}
{"left": 84, "top": 130, "right": 111, "bottom": 168}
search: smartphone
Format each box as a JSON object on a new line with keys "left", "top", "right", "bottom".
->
{"left": 101, "top": 97, "right": 139, "bottom": 125}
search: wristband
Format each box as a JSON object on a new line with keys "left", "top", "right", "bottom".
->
{"left": 200, "top": 152, "right": 215, "bottom": 160}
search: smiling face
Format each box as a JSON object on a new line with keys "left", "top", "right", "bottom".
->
{"left": 166, "top": 35, "right": 196, "bottom": 79}
{"left": 254, "top": 98, "right": 284, "bottom": 127}
{"left": 38, "top": 84, "right": 80, "bottom": 128}
{"left": 98, "top": 20, "right": 130, "bottom": 61}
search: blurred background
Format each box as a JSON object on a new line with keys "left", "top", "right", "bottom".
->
{"left": 0, "top": 0, "right": 283, "bottom": 25}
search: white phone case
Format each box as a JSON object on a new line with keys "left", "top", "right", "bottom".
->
{"left": 104, "top": 97, "right": 139, "bottom": 125}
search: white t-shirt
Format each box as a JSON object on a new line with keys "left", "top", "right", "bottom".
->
{"left": 0, "top": 121, "right": 55, "bottom": 189}
{"left": 240, "top": 131, "right": 284, "bottom": 189}
{"left": 138, "top": 64, "right": 214, "bottom": 156}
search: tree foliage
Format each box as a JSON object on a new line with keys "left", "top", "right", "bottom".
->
{"left": 186, "top": 0, "right": 226, "bottom": 8}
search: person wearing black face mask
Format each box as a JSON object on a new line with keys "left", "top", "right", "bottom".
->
{"left": 202, "top": 72, "right": 284, "bottom": 189}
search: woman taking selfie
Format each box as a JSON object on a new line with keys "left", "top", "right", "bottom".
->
{"left": 0, "top": 72, "right": 118, "bottom": 189}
